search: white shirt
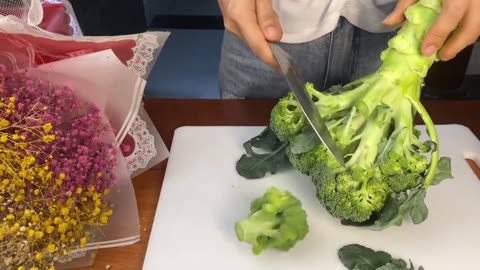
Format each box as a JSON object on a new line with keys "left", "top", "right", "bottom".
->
{"left": 273, "top": 0, "right": 399, "bottom": 43}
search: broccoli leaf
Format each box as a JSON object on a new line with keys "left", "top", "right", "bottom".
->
{"left": 372, "top": 188, "right": 428, "bottom": 230}
{"left": 338, "top": 244, "right": 424, "bottom": 270}
{"left": 338, "top": 244, "right": 392, "bottom": 270}
{"left": 246, "top": 126, "right": 284, "bottom": 152}
{"left": 290, "top": 125, "right": 321, "bottom": 154}
{"left": 430, "top": 157, "right": 453, "bottom": 185}
{"left": 236, "top": 127, "right": 291, "bottom": 179}
{"left": 409, "top": 197, "right": 429, "bottom": 224}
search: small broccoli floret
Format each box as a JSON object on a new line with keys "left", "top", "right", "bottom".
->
{"left": 235, "top": 187, "right": 309, "bottom": 255}
{"left": 270, "top": 92, "right": 307, "bottom": 143}
{"left": 380, "top": 152, "right": 428, "bottom": 192}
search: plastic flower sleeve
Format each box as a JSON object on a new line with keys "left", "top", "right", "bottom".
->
{"left": 0, "top": 12, "right": 171, "bottom": 269}
{"left": 30, "top": 49, "right": 146, "bottom": 144}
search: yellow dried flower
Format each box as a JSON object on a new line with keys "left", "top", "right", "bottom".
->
{"left": 58, "top": 222, "right": 68, "bottom": 233}
{"left": 46, "top": 226, "right": 55, "bottom": 234}
{"left": 92, "top": 207, "right": 101, "bottom": 217}
{"left": 53, "top": 217, "right": 62, "bottom": 224}
{"left": 42, "top": 123, "right": 53, "bottom": 132}
{"left": 100, "top": 216, "right": 109, "bottom": 224}
{"left": 42, "top": 135, "right": 55, "bottom": 143}
{"left": 47, "top": 244, "right": 56, "bottom": 253}
{"left": 0, "top": 118, "right": 10, "bottom": 127}
{"left": 34, "top": 231, "right": 44, "bottom": 239}
{"left": 61, "top": 208, "right": 70, "bottom": 216}
{"left": 80, "top": 237, "right": 87, "bottom": 248}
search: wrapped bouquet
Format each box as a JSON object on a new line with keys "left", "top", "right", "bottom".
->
{"left": 0, "top": 0, "right": 170, "bottom": 269}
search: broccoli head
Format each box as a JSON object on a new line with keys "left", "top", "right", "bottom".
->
{"left": 235, "top": 186, "right": 309, "bottom": 255}
{"left": 266, "top": 0, "right": 448, "bottom": 224}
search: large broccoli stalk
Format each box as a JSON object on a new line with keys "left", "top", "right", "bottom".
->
{"left": 237, "top": 0, "right": 453, "bottom": 227}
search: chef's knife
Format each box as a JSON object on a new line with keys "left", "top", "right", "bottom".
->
{"left": 269, "top": 42, "right": 345, "bottom": 167}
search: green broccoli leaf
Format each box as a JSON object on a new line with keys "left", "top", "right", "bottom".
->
{"left": 430, "top": 157, "right": 453, "bottom": 185}
{"left": 236, "top": 143, "right": 290, "bottom": 179}
{"left": 236, "top": 126, "right": 291, "bottom": 179}
{"left": 247, "top": 126, "right": 285, "bottom": 152}
{"left": 372, "top": 188, "right": 428, "bottom": 230}
{"left": 338, "top": 244, "right": 392, "bottom": 270}
{"left": 290, "top": 125, "right": 321, "bottom": 154}
{"left": 338, "top": 244, "right": 424, "bottom": 270}
{"left": 409, "top": 197, "right": 428, "bottom": 224}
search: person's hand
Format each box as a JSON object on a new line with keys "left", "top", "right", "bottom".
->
{"left": 218, "top": 0, "right": 283, "bottom": 68}
{"left": 384, "top": 0, "right": 479, "bottom": 61}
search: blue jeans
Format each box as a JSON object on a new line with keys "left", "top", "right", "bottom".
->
{"left": 218, "top": 17, "right": 396, "bottom": 99}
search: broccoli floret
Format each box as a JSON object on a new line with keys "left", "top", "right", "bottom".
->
{"left": 313, "top": 164, "right": 390, "bottom": 223}
{"left": 235, "top": 187, "right": 309, "bottom": 255}
{"left": 269, "top": 92, "right": 307, "bottom": 143}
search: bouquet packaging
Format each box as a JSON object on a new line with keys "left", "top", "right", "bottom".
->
{"left": 0, "top": 0, "right": 171, "bottom": 268}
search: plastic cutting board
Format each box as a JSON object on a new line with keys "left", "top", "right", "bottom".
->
{"left": 143, "top": 124, "right": 480, "bottom": 270}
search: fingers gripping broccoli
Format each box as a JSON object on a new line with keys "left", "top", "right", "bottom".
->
{"left": 269, "top": 0, "right": 445, "bottom": 223}
{"left": 235, "top": 187, "right": 309, "bottom": 255}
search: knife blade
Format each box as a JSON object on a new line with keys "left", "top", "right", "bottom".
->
{"left": 269, "top": 42, "right": 345, "bottom": 167}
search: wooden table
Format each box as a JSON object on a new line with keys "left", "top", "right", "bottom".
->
{"left": 79, "top": 99, "right": 480, "bottom": 270}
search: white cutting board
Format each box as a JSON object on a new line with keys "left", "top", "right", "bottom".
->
{"left": 143, "top": 124, "right": 480, "bottom": 270}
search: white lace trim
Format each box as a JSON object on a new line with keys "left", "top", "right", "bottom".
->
{"left": 124, "top": 114, "right": 157, "bottom": 174}
{"left": 126, "top": 33, "right": 160, "bottom": 77}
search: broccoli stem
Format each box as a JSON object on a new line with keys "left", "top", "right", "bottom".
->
{"left": 313, "top": 82, "right": 370, "bottom": 118}
{"left": 406, "top": 96, "right": 439, "bottom": 187}
{"left": 375, "top": 0, "right": 442, "bottom": 187}
{"left": 345, "top": 107, "right": 393, "bottom": 168}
